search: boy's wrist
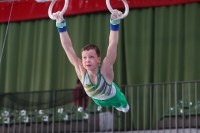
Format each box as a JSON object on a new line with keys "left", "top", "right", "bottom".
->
{"left": 110, "top": 19, "right": 120, "bottom": 31}
{"left": 110, "top": 19, "right": 120, "bottom": 25}
{"left": 110, "top": 24, "right": 120, "bottom": 31}
{"left": 56, "top": 20, "right": 67, "bottom": 32}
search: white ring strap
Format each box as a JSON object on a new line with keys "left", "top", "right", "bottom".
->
{"left": 48, "top": 0, "right": 69, "bottom": 20}
{"left": 106, "top": 0, "right": 129, "bottom": 20}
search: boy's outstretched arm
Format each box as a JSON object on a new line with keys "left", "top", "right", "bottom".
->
{"left": 53, "top": 12, "right": 84, "bottom": 79}
{"left": 105, "top": 28, "right": 119, "bottom": 67}
{"left": 59, "top": 31, "right": 80, "bottom": 67}
{"left": 102, "top": 10, "right": 122, "bottom": 69}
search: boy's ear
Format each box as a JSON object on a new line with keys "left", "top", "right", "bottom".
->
{"left": 98, "top": 57, "right": 101, "bottom": 63}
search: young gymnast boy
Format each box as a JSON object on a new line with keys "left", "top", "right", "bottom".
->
{"left": 53, "top": 10, "right": 129, "bottom": 113}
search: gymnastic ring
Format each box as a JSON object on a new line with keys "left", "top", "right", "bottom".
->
{"left": 48, "top": 0, "right": 69, "bottom": 20}
{"left": 106, "top": 0, "right": 129, "bottom": 20}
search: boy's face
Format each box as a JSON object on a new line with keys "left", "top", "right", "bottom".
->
{"left": 82, "top": 49, "right": 101, "bottom": 71}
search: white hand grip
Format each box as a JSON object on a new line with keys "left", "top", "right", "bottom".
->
{"left": 106, "top": 0, "right": 129, "bottom": 20}
{"left": 48, "top": 0, "right": 69, "bottom": 20}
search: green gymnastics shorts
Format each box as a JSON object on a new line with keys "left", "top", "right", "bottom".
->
{"left": 92, "top": 84, "right": 128, "bottom": 108}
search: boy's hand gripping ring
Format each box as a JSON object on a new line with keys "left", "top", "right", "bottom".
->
{"left": 106, "top": 0, "right": 129, "bottom": 20}
{"left": 48, "top": 0, "right": 69, "bottom": 20}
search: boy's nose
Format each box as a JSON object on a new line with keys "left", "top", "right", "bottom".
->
{"left": 86, "top": 58, "right": 90, "bottom": 62}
